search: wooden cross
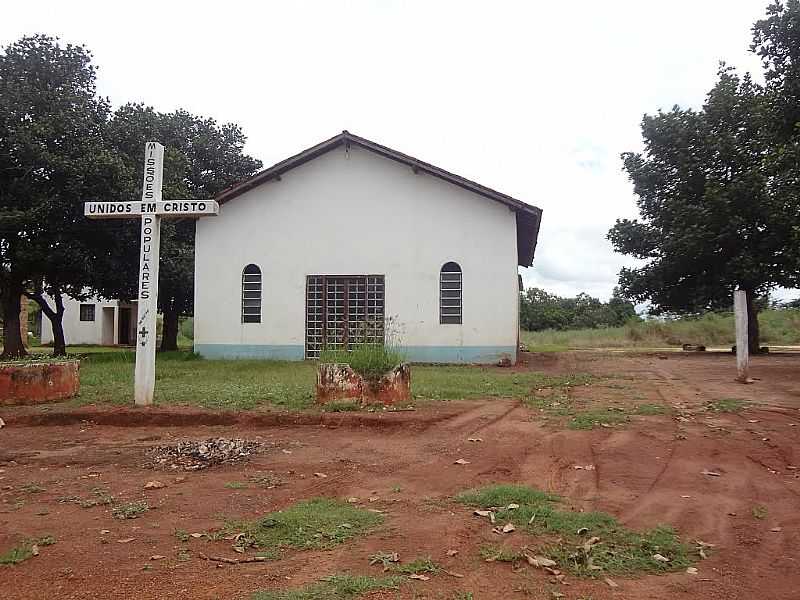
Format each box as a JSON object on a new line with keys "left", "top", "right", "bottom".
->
{"left": 85, "top": 142, "right": 219, "bottom": 405}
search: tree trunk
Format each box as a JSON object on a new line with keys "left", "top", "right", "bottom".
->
{"left": 745, "top": 289, "right": 760, "bottom": 354}
{"left": 1, "top": 281, "right": 27, "bottom": 359}
{"left": 19, "top": 295, "right": 29, "bottom": 348}
{"left": 27, "top": 291, "right": 67, "bottom": 356}
{"left": 160, "top": 307, "right": 180, "bottom": 351}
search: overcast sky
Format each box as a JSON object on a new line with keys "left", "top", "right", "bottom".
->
{"left": 5, "top": 0, "right": 792, "bottom": 301}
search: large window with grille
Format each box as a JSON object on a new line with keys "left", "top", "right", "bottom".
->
{"left": 305, "top": 275, "right": 385, "bottom": 359}
{"left": 241, "top": 264, "right": 262, "bottom": 323}
{"left": 440, "top": 261, "right": 462, "bottom": 324}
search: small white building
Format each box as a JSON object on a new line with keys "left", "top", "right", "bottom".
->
{"left": 40, "top": 294, "right": 138, "bottom": 346}
{"left": 193, "top": 131, "right": 542, "bottom": 364}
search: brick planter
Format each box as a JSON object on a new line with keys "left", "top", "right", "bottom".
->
{"left": 0, "top": 359, "right": 80, "bottom": 406}
{"left": 316, "top": 363, "right": 411, "bottom": 406}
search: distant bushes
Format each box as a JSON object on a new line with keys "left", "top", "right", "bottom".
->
{"left": 520, "top": 287, "right": 638, "bottom": 331}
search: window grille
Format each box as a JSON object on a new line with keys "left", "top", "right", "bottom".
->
{"left": 79, "top": 303, "right": 95, "bottom": 322}
{"left": 241, "top": 264, "right": 262, "bottom": 323}
{"left": 440, "top": 261, "right": 462, "bottom": 324}
{"left": 305, "top": 275, "right": 385, "bottom": 359}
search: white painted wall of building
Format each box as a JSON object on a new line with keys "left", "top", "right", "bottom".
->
{"left": 40, "top": 294, "right": 137, "bottom": 346}
{"left": 194, "top": 145, "right": 521, "bottom": 363}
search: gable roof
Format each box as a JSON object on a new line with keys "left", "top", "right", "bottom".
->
{"left": 216, "top": 131, "right": 543, "bottom": 267}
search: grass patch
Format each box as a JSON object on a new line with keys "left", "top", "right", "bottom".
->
{"left": 414, "top": 369, "right": 595, "bottom": 402}
{"left": 221, "top": 498, "right": 382, "bottom": 557}
{"left": 252, "top": 574, "right": 401, "bottom": 600}
{"left": 320, "top": 344, "right": 405, "bottom": 381}
{"left": 752, "top": 505, "right": 768, "bottom": 520}
{"left": 456, "top": 484, "right": 559, "bottom": 507}
{"left": 175, "top": 529, "right": 190, "bottom": 542}
{"left": 224, "top": 481, "right": 248, "bottom": 490}
{"left": 528, "top": 394, "right": 669, "bottom": 430}
{"left": 248, "top": 473, "right": 284, "bottom": 489}
{"left": 480, "top": 545, "right": 524, "bottom": 562}
{"left": 707, "top": 398, "right": 749, "bottom": 413}
{"left": 568, "top": 409, "right": 630, "bottom": 430}
{"left": 391, "top": 556, "right": 440, "bottom": 575}
{"left": 522, "top": 308, "right": 800, "bottom": 350}
{"left": 457, "top": 484, "right": 693, "bottom": 577}
{"left": 0, "top": 536, "right": 55, "bottom": 566}
{"left": 112, "top": 501, "right": 149, "bottom": 520}
{"left": 633, "top": 403, "right": 669, "bottom": 416}
{"left": 57, "top": 488, "right": 114, "bottom": 508}
{"left": 19, "top": 483, "right": 46, "bottom": 494}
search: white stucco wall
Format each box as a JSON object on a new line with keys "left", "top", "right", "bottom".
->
{"left": 40, "top": 294, "right": 137, "bottom": 346}
{"left": 194, "top": 145, "right": 521, "bottom": 363}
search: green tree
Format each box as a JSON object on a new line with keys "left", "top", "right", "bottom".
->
{"left": 607, "top": 286, "right": 638, "bottom": 325}
{"left": 0, "top": 35, "right": 124, "bottom": 357}
{"left": 753, "top": 1, "right": 800, "bottom": 139}
{"left": 519, "top": 286, "right": 637, "bottom": 331}
{"left": 100, "top": 105, "right": 262, "bottom": 350}
{"left": 609, "top": 66, "right": 799, "bottom": 351}
{"left": 520, "top": 287, "right": 571, "bottom": 331}
{"left": 752, "top": 0, "right": 800, "bottom": 279}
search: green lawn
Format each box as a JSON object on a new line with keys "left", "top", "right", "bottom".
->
{"left": 60, "top": 349, "right": 591, "bottom": 411}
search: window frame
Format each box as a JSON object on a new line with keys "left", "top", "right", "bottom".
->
{"left": 241, "top": 264, "right": 262, "bottom": 324}
{"left": 79, "top": 303, "right": 95, "bottom": 322}
{"left": 439, "top": 261, "right": 462, "bottom": 325}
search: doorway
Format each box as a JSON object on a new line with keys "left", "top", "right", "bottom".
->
{"left": 305, "top": 275, "right": 385, "bottom": 359}
{"left": 101, "top": 307, "right": 115, "bottom": 345}
{"left": 118, "top": 307, "right": 132, "bottom": 345}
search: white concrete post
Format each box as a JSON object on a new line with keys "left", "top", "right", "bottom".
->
{"left": 734, "top": 289, "right": 749, "bottom": 383}
{"left": 84, "top": 142, "right": 218, "bottom": 406}
{"left": 134, "top": 142, "right": 164, "bottom": 405}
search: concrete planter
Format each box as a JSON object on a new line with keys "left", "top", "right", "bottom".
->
{"left": 0, "top": 359, "right": 80, "bottom": 406}
{"left": 316, "top": 363, "right": 411, "bottom": 406}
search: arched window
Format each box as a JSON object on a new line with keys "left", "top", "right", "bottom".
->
{"left": 440, "top": 261, "right": 462, "bottom": 324}
{"left": 241, "top": 264, "right": 262, "bottom": 323}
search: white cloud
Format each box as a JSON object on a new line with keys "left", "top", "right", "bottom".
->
{"left": 1, "top": 0, "right": 781, "bottom": 301}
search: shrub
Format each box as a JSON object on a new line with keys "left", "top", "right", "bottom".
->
{"left": 319, "top": 344, "right": 405, "bottom": 380}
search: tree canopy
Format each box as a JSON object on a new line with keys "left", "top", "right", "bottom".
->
{"left": 0, "top": 35, "right": 262, "bottom": 355}
{"left": 520, "top": 287, "right": 637, "bottom": 332}
{"left": 0, "top": 35, "right": 126, "bottom": 356}
{"left": 100, "top": 104, "right": 262, "bottom": 349}
{"left": 609, "top": 2, "right": 800, "bottom": 350}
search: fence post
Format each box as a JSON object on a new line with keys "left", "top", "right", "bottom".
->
{"left": 734, "top": 290, "right": 750, "bottom": 383}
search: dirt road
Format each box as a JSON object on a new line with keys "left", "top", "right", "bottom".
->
{"left": 1, "top": 352, "right": 798, "bottom": 599}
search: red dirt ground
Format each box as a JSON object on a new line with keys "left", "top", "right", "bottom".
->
{"left": 1, "top": 352, "right": 799, "bottom": 599}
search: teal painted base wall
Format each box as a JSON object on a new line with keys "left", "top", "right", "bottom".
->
{"left": 194, "top": 344, "right": 516, "bottom": 364}
{"left": 400, "top": 346, "right": 516, "bottom": 364}
{"left": 194, "top": 344, "right": 305, "bottom": 360}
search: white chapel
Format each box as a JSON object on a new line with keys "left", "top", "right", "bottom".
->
{"left": 193, "top": 131, "right": 542, "bottom": 364}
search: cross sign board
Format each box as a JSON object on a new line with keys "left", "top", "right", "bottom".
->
{"left": 85, "top": 142, "right": 219, "bottom": 405}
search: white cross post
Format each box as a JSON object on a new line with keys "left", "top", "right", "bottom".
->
{"left": 85, "top": 142, "right": 219, "bottom": 405}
